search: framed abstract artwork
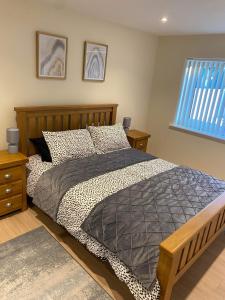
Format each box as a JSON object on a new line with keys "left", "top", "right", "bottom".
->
{"left": 83, "top": 41, "right": 108, "bottom": 82}
{"left": 36, "top": 31, "right": 68, "bottom": 79}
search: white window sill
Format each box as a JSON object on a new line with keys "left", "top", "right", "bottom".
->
{"left": 169, "top": 124, "right": 225, "bottom": 145}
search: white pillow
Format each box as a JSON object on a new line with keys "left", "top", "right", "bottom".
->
{"left": 43, "top": 129, "right": 96, "bottom": 165}
{"left": 88, "top": 123, "right": 131, "bottom": 154}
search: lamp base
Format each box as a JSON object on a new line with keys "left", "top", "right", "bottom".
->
{"left": 124, "top": 127, "right": 129, "bottom": 134}
{"left": 8, "top": 144, "right": 18, "bottom": 154}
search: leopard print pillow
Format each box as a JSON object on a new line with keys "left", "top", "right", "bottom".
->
{"left": 88, "top": 123, "right": 131, "bottom": 154}
{"left": 43, "top": 129, "right": 96, "bottom": 165}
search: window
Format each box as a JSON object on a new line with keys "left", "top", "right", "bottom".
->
{"left": 174, "top": 58, "right": 225, "bottom": 141}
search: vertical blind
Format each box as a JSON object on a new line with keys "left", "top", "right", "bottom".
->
{"left": 174, "top": 58, "right": 225, "bottom": 140}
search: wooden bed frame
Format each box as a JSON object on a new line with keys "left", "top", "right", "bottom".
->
{"left": 14, "top": 104, "right": 118, "bottom": 156}
{"left": 14, "top": 104, "right": 225, "bottom": 300}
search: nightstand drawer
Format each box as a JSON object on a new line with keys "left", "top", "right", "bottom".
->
{"left": 0, "top": 194, "right": 22, "bottom": 216}
{"left": 135, "top": 139, "right": 147, "bottom": 151}
{"left": 0, "top": 166, "right": 23, "bottom": 185}
{"left": 0, "top": 180, "right": 23, "bottom": 200}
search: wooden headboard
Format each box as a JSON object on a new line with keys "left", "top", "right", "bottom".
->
{"left": 14, "top": 104, "right": 118, "bottom": 156}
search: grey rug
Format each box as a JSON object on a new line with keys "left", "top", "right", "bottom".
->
{"left": 0, "top": 227, "right": 112, "bottom": 300}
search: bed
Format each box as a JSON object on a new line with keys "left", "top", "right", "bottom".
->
{"left": 14, "top": 104, "right": 225, "bottom": 300}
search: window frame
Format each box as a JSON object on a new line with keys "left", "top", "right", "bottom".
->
{"left": 171, "top": 57, "right": 225, "bottom": 143}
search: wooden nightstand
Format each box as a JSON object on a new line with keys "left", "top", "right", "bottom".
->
{"left": 0, "top": 151, "right": 28, "bottom": 217}
{"left": 127, "top": 129, "right": 151, "bottom": 152}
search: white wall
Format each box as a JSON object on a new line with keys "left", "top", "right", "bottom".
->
{"left": 0, "top": 0, "right": 158, "bottom": 149}
{"left": 149, "top": 34, "right": 225, "bottom": 179}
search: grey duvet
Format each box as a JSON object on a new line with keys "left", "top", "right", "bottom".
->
{"left": 33, "top": 148, "right": 225, "bottom": 299}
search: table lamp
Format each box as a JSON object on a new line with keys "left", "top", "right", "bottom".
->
{"left": 6, "top": 128, "right": 19, "bottom": 154}
{"left": 123, "top": 117, "right": 131, "bottom": 134}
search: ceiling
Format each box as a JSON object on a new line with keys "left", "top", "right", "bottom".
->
{"left": 46, "top": 0, "right": 225, "bottom": 35}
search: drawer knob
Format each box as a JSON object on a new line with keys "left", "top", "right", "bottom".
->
{"left": 4, "top": 174, "right": 11, "bottom": 180}
{"left": 5, "top": 188, "right": 12, "bottom": 194}
{"left": 5, "top": 202, "right": 12, "bottom": 208}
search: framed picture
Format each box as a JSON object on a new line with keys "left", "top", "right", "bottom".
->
{"left": 36, "top": 31, "right": 68, "bottom": 79}
{"left": 83, "top": 41, "right": 108, "bottom": 82}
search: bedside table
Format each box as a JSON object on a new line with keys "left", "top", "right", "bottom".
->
{"left": 0, "top": 151, "right": 28, "bottom": 217}
{"left": 126, "top": 129, "right": 151, "bottom": 152}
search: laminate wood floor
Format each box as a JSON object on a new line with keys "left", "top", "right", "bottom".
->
{"left": 0, "top": 208, "right": 224, "bottom": 300}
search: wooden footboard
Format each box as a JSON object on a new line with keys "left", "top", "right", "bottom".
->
{"left": 157, "top": 192, "right": 225, "bottom": 300}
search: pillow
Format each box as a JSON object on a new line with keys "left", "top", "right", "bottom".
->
{"left": 43, "top": 129, "right": 96, "bottom": 165}
{"left": 88, "top": 123, "right": 131, "bottom": 154}
{"left": 30, "top": 137, "right": 52, "bottom": 162}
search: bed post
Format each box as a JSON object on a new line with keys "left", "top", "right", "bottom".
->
{"left": 157, "top": 246, "right": 179, "bottom": 300}
{"left": 111, "top": 104, "right": 118, "bottom": 125}
{"left": 16, "top": 111, "right": 28, "bottom": 156}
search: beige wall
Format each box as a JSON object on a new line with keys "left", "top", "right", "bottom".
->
{"left": 0, "top": 0, "right": 157, "bottom": 150}
{"left": 149, "top": 34, "right": 225, "bottom": 179}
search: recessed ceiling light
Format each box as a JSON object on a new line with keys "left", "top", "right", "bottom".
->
{"left": 161, "top": 17, "right": 168, "bottom": 23}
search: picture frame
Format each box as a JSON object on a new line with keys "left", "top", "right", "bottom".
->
{"left": 36, "top": 31, "right": 68, "bottom": 79}
{"left": 83, "top": 41, "right": 108, "bottom": 82}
